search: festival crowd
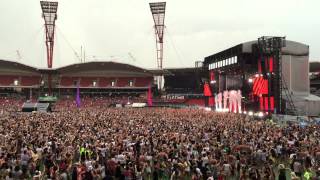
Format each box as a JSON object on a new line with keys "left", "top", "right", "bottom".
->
{"left": 0, "top": 104, "right": 320, "bottom": 179}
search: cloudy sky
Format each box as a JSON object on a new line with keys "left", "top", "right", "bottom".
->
{"left": 0, "top": 0, "right": 319, "bottom": 69}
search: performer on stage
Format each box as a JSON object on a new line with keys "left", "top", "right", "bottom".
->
{"left": 228, "top": 90, "right": 237, "bottom": 113}
{"left": 237, "top": 90, "right": 242, "bottom": 113}
{"left": 218, "top": 92, "right": 223, "bottom": 110}
{"left": 215, "top": 93, "right": 218, "bottom": 110}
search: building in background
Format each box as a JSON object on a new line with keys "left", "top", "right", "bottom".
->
{"left": 0, "top": 60, "right": 154, "bottom": 98}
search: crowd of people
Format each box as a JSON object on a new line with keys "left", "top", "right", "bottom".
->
{"left": 0, "top": 96, "right": 25, "bottom": 112}
{"left": 0, "top": 104, "right": 320, "bottom": 179}
{"left": 54, "top": 96, "right": 147, "bottom": 111}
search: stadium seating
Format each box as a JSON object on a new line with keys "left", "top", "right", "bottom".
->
{"left": 59, "top": 77, "right": 150, "bottom": 88}
{"left": 135, "top": 77, "right": 153, "bottom": 87}
{"left": 60, "top": 77, "right": 79, "bottom": 87}
{"left": 99, "top": 77, "right": 117, "bottom": 87}
{"left": 0, "top": 96, "right": 25, "bottom": 110}
{"left": 80, "top": 77, "right": 97, "bottom": 87}
{"left": 20, "top": 76, "right": 41, "bottom": 86}
{"left": 117, "top": 77, "right": 133, "bottom": 87}
{"left": 0, "top": 75, "right": 18, "bottom": 86}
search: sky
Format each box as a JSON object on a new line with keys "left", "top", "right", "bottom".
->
{"left": 0, "top": 0, "right": 319, "bottom": 69}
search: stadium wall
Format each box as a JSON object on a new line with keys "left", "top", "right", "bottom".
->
{"left": 282, "top": 55, "right": 309, "bottom": 95}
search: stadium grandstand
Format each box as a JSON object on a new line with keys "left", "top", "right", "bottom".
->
{"left": 0, "top": 59, "right": 154, "bottom": 97}
{"left": 0, "top": 58, "right": 213, "bottom": 109}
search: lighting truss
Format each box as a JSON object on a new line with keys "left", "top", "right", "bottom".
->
{"left": 40, "top": 1, "right": 58, "bottom": 69}
{"left": 150, "top": 2, "right": 166, "bottom": 90}
{"left": 258, "top": 36, "right": 286, "bottom": 114}
{"left": 40, "top": 1, "right": 58, "bottom": 95}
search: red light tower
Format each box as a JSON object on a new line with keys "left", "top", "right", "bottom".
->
{"left": 149, "top": 2, "right": 166, "bottom": 90}
{"left": 40, "top": 1, "right": 58, "bottom": 94}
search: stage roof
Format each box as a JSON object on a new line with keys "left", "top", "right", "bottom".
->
{"left": 241, "top": 40, "right": 309, "bottom": 55}
{"left": 204, "top": 39, "right": 309, "bottom": 65}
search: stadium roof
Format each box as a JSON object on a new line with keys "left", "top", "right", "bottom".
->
{"left": 56, "top": 61, "right": 153, "bottom": 77}
{"left": 0, "top": 59, "right": 39, "bottom": 75}
{"left": 310, "top": 62, "right": 320, "bottom": 72}
{"left": 0, "top": 59, "right": 153, "bottom": 77}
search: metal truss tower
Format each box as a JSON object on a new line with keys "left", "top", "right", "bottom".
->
{"left": 40, "top": 1, "right": 58, "bottom": 68}
{"left": 149, "top": 2, "right": 166, "bottom": 90}
{"left": 40, "top": 1, "right": 58, "bottom": 94}
{"left": 257, "top": 36, "right": 296, "bottom": 115}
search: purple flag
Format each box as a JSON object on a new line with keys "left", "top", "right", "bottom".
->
{"left": 76, "top": 82, "right": 81, "bottom": 108}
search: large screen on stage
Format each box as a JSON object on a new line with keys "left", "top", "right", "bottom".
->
{"left": 218, "top": 74, "right": 242, "bottom": 92}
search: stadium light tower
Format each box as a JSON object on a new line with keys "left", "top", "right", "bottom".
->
{"left": 40, "top": 1, "right": 58, "bottom": 68}
{"left": 40, "top": 1, "right": 58, "bottom": 94}
{"left": 149, "top": 2, "right": 166, "bottom": 90}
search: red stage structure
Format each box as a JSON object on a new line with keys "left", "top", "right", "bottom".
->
{"left": 203, "top": 36, "right": 305, "bottom": 116}
{"left": 149, "top": 2, "right": 166, "bottom": 90}
{"left": 40, "top": 1, "right": 58, "bottom": 94}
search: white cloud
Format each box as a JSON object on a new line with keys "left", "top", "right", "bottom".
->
{"left": 0, "top": 0, "right": 319, "bottom": 69}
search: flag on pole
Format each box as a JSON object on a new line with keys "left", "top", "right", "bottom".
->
{"left": 76, "top": 82, "right": 81, "bottom": 108}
